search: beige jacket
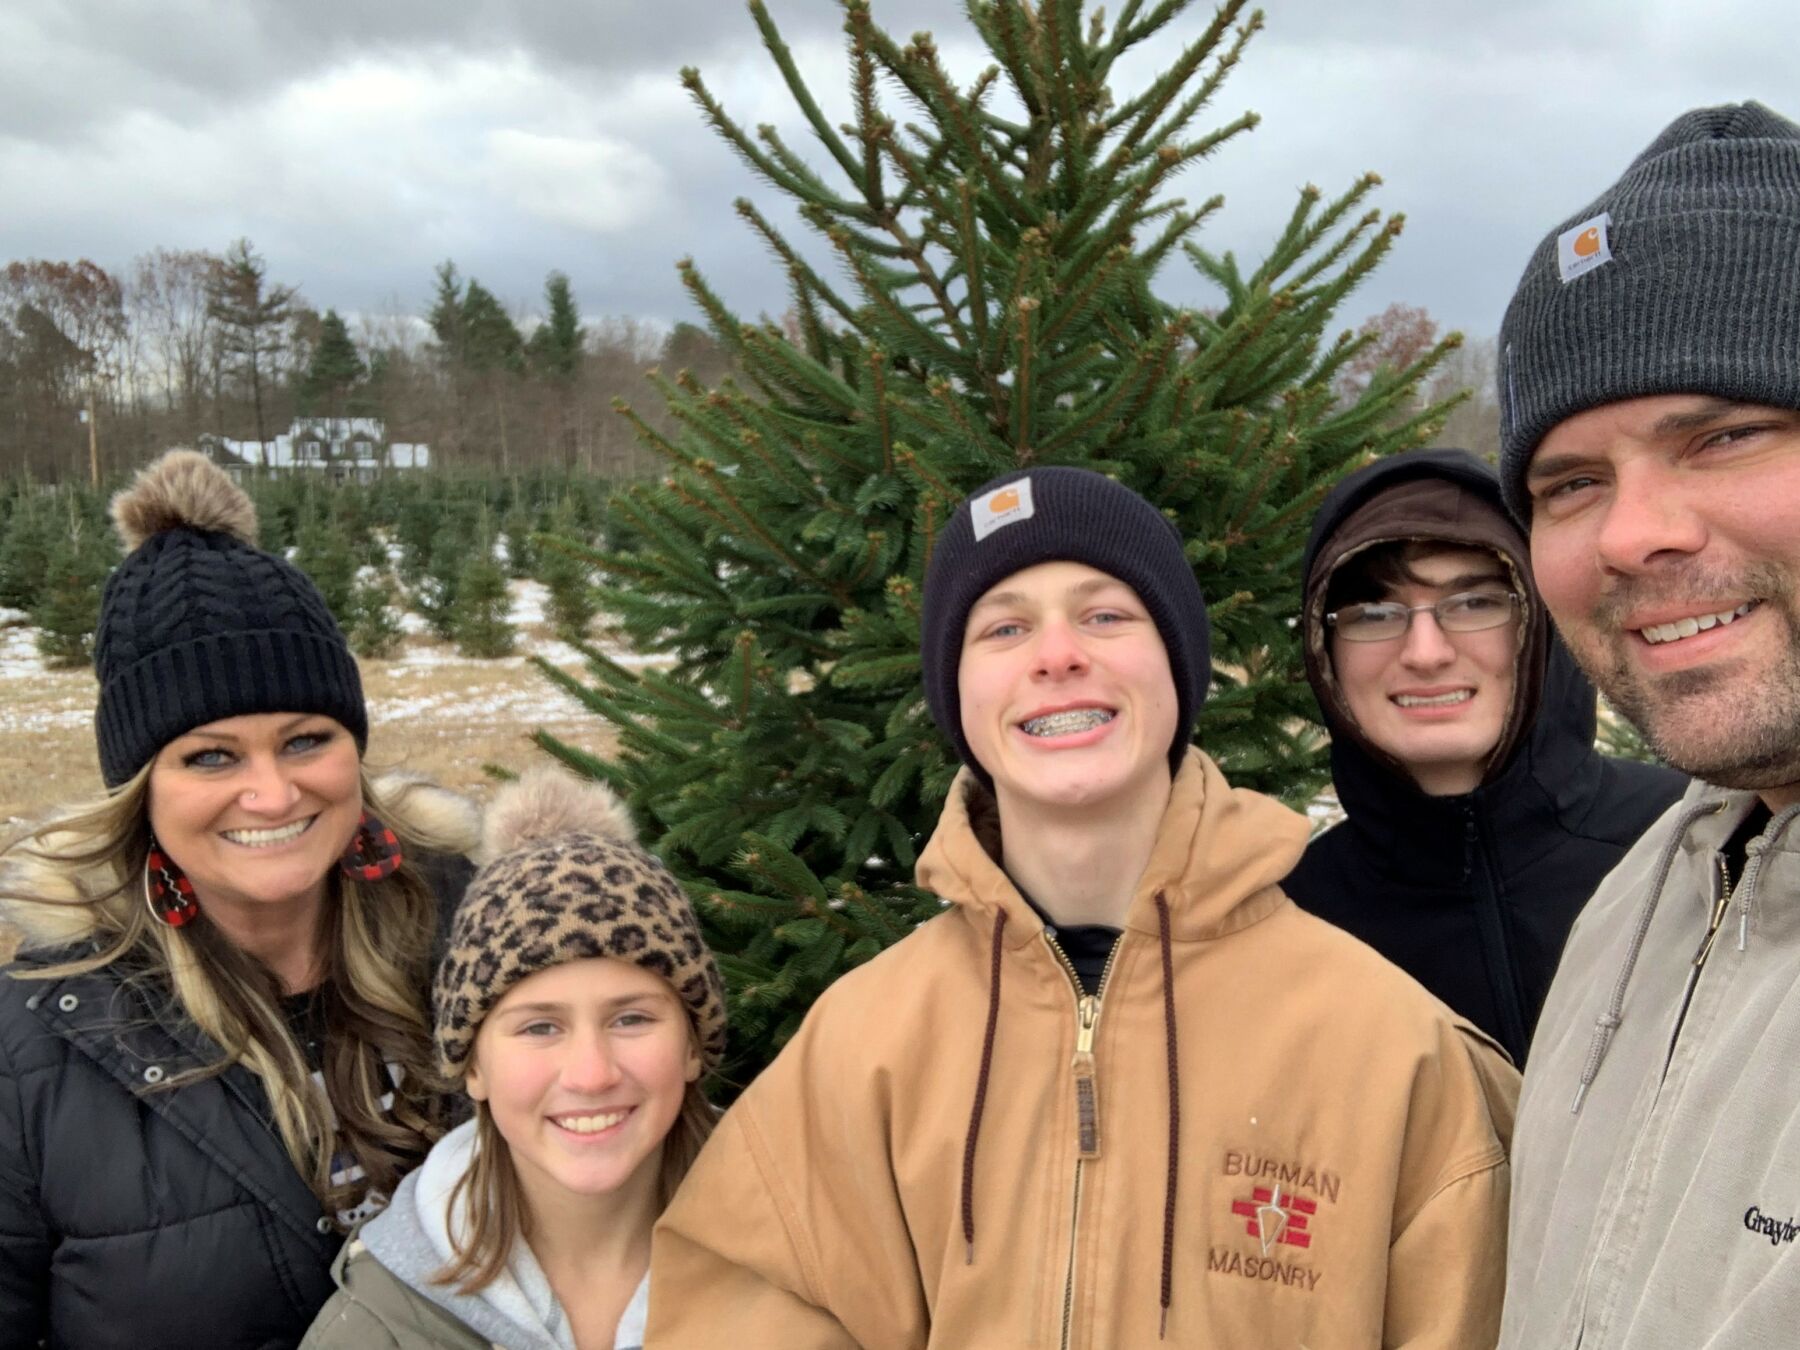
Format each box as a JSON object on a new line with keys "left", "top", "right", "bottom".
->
{"left": 650, "top": 750, "right": 1518, "bottom": 1348}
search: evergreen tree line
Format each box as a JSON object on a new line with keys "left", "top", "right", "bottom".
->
{"left": 0, "top": 471, "right": 613, "bottom": 668}
{"left": 0, "top": 246, "right": 738, "bottom": 484}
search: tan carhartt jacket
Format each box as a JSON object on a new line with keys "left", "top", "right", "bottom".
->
{"left": 649, "top": 750, "right": 1518, "bottom": 1349}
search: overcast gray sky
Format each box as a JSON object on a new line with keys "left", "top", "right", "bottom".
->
{"left": 3, "top": 0, "right": 1795, "bottom": 338}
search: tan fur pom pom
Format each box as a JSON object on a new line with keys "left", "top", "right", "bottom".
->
{"left": 481, "top": 765, "right": 639, "bottom": 859}
{"left": 111, "top": 449, "right": 259, "bottom": 552}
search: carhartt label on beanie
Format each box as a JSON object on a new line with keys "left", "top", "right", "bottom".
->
{"left": 971, "top": 477, "right": 1036, "bottom": 541}
{"left": 1498, "top": 100, "right": 1800, "bottom": 520}
{"left": 1555, "top": 213, "right": 1613, "bottom": 283}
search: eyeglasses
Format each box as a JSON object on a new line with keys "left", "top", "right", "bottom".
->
{"left": 1325, "top": 590, "right": 1522, "bottom": 643}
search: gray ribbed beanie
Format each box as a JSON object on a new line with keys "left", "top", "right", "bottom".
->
{"left": 1497, "top": 100, "right": 1800, "bottom": 520}
{"left": 96, "top": 451, "right": 367, "bottom": 787}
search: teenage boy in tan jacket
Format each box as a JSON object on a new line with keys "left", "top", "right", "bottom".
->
{"left": 648, "top": 468, "right": 1518, "bottom": 1348}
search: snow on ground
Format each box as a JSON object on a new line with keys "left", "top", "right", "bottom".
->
{"left": 0, "top": 621, "right": 45, "bottom": 680}
{"left": 506, "top": 579, "right": 546, "bottom": 628}
{"left": 0, "top": 577, "right": 670, "bottom": 740}
{"left": 369, "top": 676, "right": 592, "bottom": 727}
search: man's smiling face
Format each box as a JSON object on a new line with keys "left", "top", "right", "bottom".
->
{"left": 1526, "top": 395, "right": 1800, "bottom": 804}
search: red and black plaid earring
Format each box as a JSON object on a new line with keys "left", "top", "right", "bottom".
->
{"left": 143, "top": 841, "right": 199, "bottom": 928}
{"left": 340, "top": 812, "right": 404, "bottom": 882}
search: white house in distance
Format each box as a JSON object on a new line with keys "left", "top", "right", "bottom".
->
{"left": 196, "top": 418, "right": 431, "bottom": 482}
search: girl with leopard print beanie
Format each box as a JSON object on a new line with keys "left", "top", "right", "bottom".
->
{"left": 303, "top": 766, "right": 726, "bottom": 1350}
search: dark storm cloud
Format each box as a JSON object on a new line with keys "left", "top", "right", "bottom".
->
{"left": 1, "top": 0, "right": 1796, "bottom": 340}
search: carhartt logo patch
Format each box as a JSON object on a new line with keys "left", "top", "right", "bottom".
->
{"left": 971, "top": 476, "right": 1034, "bottom": 541}
{"left": 1557, "top": 212, "right": 1613, "bottom": 283}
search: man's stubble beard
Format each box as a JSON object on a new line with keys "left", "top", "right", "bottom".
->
{"left": 1571, "top": 561, "right": 1800, "bottom": 792}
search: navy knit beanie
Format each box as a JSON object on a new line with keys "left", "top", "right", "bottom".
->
{"left": 1498, "top": 100, "right": 1800, "bottom": 520}
{"left": 921, "top": 467, "right": 1211, "bottom": 788}
{"left": 95, "top": 450, "right": 368, "bottom": 787}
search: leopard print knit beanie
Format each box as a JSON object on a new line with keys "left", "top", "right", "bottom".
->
{"left": 433, "top": 766, "right": 727, "bottom": 1078}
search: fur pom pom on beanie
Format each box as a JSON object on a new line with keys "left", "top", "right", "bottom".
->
{"left": 433, "top": 766, "right": 728, "bottom": 1079}
{"left": 95, "top": 450, "right": 366, "bottom": 786}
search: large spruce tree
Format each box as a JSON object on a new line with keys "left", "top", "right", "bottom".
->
{"left": 537, "top": 0, "right": 1459, "bottom": 1081}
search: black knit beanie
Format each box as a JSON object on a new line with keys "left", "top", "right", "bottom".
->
{"left": 920, "top": 467, "right": 1211, "bottom": 787}
{"left": 1498, "top": 100, "right": 1800, "bottom": 520}
{"left": 95, "top": 451, "right": 368, "bottom": 787}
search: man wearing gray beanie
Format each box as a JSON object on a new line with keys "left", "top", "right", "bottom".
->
{"left": 1496, "top": 101, "right": 1800, "bottom": 1350}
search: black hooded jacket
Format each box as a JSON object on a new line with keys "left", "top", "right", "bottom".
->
{"left": 1282, "top": 449, "right": 1687, "bottom": 1065}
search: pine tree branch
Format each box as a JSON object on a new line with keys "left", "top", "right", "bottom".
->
{"left": 825, "top": 227, "right": 963, "bottom": 366}
{"left": 681, "top": 66, "right": 871, "bottom": 221}
{"left": 688, "top": 459, "right": 855, "bottom": 609}
{"left": 844, "top": 2, "right": 888, "bottom": 210}
{"left": 748, "top": 0, "right": 865, "bottom": 183}
{"left": 867, "top": 347, "right": 895, "bottom": 472}
{"left": 734, "top": 200, "right": 865, "bottom": 331}
{"left": 952, "top": 176, "right": 997, "bottom": 361}
{"left": 1142, "top": 10, "right": 1261, "bottom": 150}
{"left": 1103, "top": 0, "right": 1246, "bottom": 152}
{"left": 1009, "top": 295, "right": 1041, "bottom": 453}
{"left": 978, "top": 0, "right": 1046, "bottom": 123}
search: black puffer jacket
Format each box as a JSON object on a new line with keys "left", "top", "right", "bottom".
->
{"left": 0, "top": 785, "right": 478, "bottom": 1350}
{"left": 1282, "top": 449, "right": 1687, "bottom": 1065}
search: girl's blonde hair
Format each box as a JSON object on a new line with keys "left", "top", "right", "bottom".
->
{"left": 435, "top": 1045, "right": 716, "bottom": 1294}
{"left": 2, "top": 766, "right": 468, "bottom": 1221}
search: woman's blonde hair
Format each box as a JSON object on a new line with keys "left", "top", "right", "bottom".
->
{"left": 435, "top": 1041, "right": 716, "bottom": 1294}
{"left": 1, "top": 766, "right": 467, "bottom": 1221}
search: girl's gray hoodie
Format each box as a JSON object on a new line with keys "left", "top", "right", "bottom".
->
{"left": 301, "top": 1120, "right": 648, "bottom": 1350}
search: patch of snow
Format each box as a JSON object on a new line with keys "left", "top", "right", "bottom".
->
{"left": 0, "top": 624, "right": 46, "bottom": 679}
{"left": 506, "top": 579, "right": 547, "bottom": 628}
{"left": 369, "top": 685, "right": 588, "bottom": 725}
{"left": 397, "top": 610, "right": 431, "bottom": 635}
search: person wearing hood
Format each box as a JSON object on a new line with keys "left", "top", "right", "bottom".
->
{"left": 301, "top": 765, "right": 727, "bottom": 1350}
{"left": 0, "top": 451, "right": 479, "bottom": 1350}
{"left": 1493, "top": 102, "right": 1800, "bottom": 1349}
{"left": 1285, "top": 447, "right": 1685, "bottom": 1065}
{"left": 646, "top": 467, "right": 1517, "bottom": 1349}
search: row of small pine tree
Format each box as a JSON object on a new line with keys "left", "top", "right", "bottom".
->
{"left": 0, "top": 470, "right": 612, "bottom": 668}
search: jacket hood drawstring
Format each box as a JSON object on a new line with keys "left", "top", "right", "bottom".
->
{"left": 1568, "top": 798, "right": 1800, "bottom": 1114}
{"left": 1737, "top": 802, "right": 1800, "bottom": 951}
{"left": 1154, "top": 892, "right": 1180, "bottom": 1340}
{"left": 1571, "top": 799, "right": 1721, "bottom": 1114}
{"left": 958, "top": 897, "right": 1184, "bottom": 1340}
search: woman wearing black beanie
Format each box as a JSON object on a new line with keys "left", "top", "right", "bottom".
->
{"left": 0, "top": 450, "right": 481, "bottom": 1349}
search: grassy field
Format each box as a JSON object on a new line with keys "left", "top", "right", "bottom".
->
{"left": 0, "top": 584, "right": 629, "bottom": 825}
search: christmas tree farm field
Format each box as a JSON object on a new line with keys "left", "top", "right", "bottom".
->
{"left": 0, "top": 580, "right": 651, "bottom": 826}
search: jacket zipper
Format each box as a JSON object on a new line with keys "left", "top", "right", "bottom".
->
{"left": 1665, "top": 856, "right": 1733, "bottom": 1071}
{"left": 1580, "top": 851, "right": 1730, "bottom": 1340}
{"left": 1045, "top": 930, "right": 1120, "bottom": 1350}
